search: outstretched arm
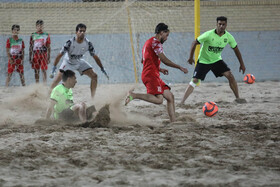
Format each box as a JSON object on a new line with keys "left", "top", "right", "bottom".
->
{"left": 158, "top": 53, "right": 188, "bottom": 74}
{"left": 187, "top": 40, "right": 199, "bottom": 65}
{"left": 50, "top": 53, "right": 64, "bottom": 78}
{"left": 233, "top": 46, "right": 246, "bottom": 74}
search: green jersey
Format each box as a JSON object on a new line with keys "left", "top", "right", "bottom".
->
{"left": 197, "top": 29, "right": 237, "bottom": 64}
{"left": 50, "top": 84, "right": 74, "bottom": 119}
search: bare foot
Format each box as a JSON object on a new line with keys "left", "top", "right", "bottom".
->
{"left": 234, "top": 98, "right": 247, "bottom": 104}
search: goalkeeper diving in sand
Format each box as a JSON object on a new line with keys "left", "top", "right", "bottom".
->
{"left": 49, "top": 23, "right": 109, "bottom": 99}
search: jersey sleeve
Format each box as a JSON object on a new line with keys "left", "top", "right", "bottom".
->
{"left": 88, "top": 41, "right": 96, "bottom": 56}
{"left": 197, "top": 30, "right": 210, "bottom": 44}
{"left": 152, "top": 40, "right": 163, "bottom": 56}
{"left": 228, "top": 33, "right": 237, "bottom": 48}
{"left": 60, "top": 40, "right": 71, "bottom": 55}
{"left": 6, "top": 38, "right": 10, "bottom": 48}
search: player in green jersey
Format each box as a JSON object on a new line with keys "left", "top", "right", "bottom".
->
{"left": 46, "top": 70, "right": 96, "bottom": 122}
{"left": 180, "top": 16, "right": 246, "bottom": 105}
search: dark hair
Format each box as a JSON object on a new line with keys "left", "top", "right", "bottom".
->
{"left": 155, "top": 23, "right": 169, "bottom": 34}
{"left": 216, "top": 16, "right": 227, "bottom": 23}
{"left": 36, "top": 19, "right": 44, "bottom": 25}
{"left": 76, "top": 23, "right": 87, "bottom": 32}
{"left": 62, "top": 70, "right": 75, "bottom": 82}
{"left": 11, "top": 24, "right": 20, "bottom": 31}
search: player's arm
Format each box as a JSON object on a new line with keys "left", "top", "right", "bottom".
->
{"left": 21, "top": 50, "right": 25, "bottom": 63}
{"left": 21, "top": 41, "right": 25, "bottom": 61}
{"left": 188, "top": 40, "right": 200, "bottom": 65}
{"left": 6, "top": 47, "right": 13, "bottom": 64}
{"left": 159, "top": 68, "right": 168, "bottom": 75}
{"left": 49, "top": 52, "right": 64, "bottom": 78}
{"left": 47, "top": 35, "right": 51, "bottom": 64}
{"left": 93, "top": 54, "right": 109, "bottom": 79}
{"left": 46, "top": 99, "right": 56, "bottom": 119}
{"left": 47, "top": 43, "right": 51, "bottom": 64}
{"left": 53, "top": 52, "right": 63, "bottom": 67}
{"left": 93, "top": 54, "right": 103, "bottom": 69}
{"left": 6, "top": 39, "right": 14, "bottom": 64}
{"left": 233, "top": 46, "right": 246, "bottom": 74}
{"left": 158, "top": 53, "right": 188, "bottom": 74}
{"left": 29, "top": 35, "right": 33, "bottom": 64}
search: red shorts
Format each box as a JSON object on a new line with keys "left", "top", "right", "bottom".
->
{"left": 142, "top": 76, "right": 170, "bottom": 95}
{"left": 32, "top": 52, "right": 48, "bottom": 70}
{"left": 8, "top": 58, "right": 24, "bottom": 74}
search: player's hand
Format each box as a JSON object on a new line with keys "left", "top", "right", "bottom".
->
{"left": 101, "top": 67, "right": 109, "bottom": 80}
{"left": 187, "top": 58, "right": 195, "bottom": 65}
{"left": 239, "top": 64, "right": 246, "bottom": 74}
{"left": 180, "top": 66, "right": 188, "bottom": 74}
{"left": 49, "top": 66, "right": 57, "bottom": 79}
{"left": 160, "top": 68, "right": 169, "bottom": 75}
{"left": 9, "top": 58, "right": 15, "bottom": 64}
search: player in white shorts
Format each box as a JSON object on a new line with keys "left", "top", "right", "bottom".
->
{"left": 50, "top": 23, "right": 108, "bottom": 99}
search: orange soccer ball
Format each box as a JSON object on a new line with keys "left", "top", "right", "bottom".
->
{"left": 202, "top": 102, "right": 218, "bottom": 117}
{"left": 243, "top": 74, "right": 255, "bottom": 84}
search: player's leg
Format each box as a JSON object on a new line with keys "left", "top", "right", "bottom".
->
{"left": 32, "top": 55, "right": 40, "bottom": 83}
{"left": 41, "top": 53, "right": 49, "bottom": 84}
{"left": 34, "top": 69, "right": 40, "bottom": 83}
{"left": 19, "top": 72, "right": 26, "bottom": 86}
{"left": 83, "top": 69, "right": 98, "bottom": 99}
{"left": 212, "top": 60, "right": 239, "bottom": 99}
{"left": 180, "top": 62, "right": 206, "bottom": 105}
{"left": 126, "top": 90, "right": 164, "bottom": 105}
{"left": 163, "top": 89, "right": 175, "bottom": 122}
{"left": 17, "top": 60, "right": 25, "bottom": 86}
{"left": 125, "top": 77, "right": 164, "bottom": 105}
{"left": 42, "top": 69, "right": 47, "bottom": 84}
{"left": 223, "top": 71, "right": 239, "bottom": 98}
{"left": 6, "top": 61, "right": 14, "bottom": 87}
{"left": 6, "top": 73, "right": 12, "bottom": 87}
{"left": 72, "top": 102, "right": 87, "bottom": 122}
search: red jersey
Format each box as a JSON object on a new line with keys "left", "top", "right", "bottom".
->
{"left": 30, "top": 32, "right": 51, "bottom": 54}
{"left": 6, "top": 37, "right": 25, "bottom": 56}
{"left": 142, "top": 37, "right": 163, "bottom": 79}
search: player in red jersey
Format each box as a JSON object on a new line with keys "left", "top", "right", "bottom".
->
{"left": 6, "top": 24, "right": 25, "bottom": 87}
{"left": 125, "top": 23, "right": 188, "bottom": 122}
{"left": 29, "top": 19, "right": 51, "bottom": 83}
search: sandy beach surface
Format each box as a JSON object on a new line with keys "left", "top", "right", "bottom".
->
{"left": 0, "top": 81, "right": 279, "bottom": 186}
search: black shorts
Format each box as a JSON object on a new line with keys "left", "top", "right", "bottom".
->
{"left": 59, "top": 108, "right": 79, "bottom": 122}
{"left": 193, "top": 60, "right": 230, "bottom": 80}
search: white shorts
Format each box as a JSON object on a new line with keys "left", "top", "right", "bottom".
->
{"left": 59, "top": 59, "right": 93, "bottom": 75}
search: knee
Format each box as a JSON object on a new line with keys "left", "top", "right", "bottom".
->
{"left": 164, "top": 92, "right": 174, "bottom": 103}
{"left": 91, "top": 72, "right": 98, "bottom": 80}
{"left": 189, "top": 78, "right": 201, "bottom": 88}
{"left": 224, "top": 71, "right": 235, "bottom": 81}
{"left": 155, "top": 97, "right": 164, "bottom": 105}
{"left": 81, "top": 102, "right": 86, "bottom": 108}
